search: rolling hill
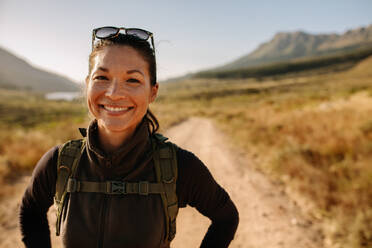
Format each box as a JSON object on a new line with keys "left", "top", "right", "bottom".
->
{"left": 194, "top": 46, "right": 372, "bottom": 79}
{"left": 0, "top": 47, "right": 79, "bottom": 92}
{"left": 345, "top": 54, "right": 372, "bottom": 77}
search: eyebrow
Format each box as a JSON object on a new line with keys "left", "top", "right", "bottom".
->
{"left": 127, "top": 69, "right": 144, "bottom": 76}
{"left": 96, "top": 67, "right": 144, "bottom": 76}
{"left": 97, "top": 67, "right": 109, "bottom": 72}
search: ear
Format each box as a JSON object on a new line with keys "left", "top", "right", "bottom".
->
{"left": 85, "top": 75, "right": 89, "bottom": 86}
{"left": 150, "top": 83, "right": 159, "bottom": 103}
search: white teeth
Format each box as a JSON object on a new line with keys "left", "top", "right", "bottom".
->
{"left": 103, "top": 106, "right": 130, "bottom": 112}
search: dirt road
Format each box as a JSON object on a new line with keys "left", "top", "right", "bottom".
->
{"left": 0, "top": 117, "right": 322, "bottom": 248}
{"left": 168, "top": 118, "right": 322, "bottom": 248}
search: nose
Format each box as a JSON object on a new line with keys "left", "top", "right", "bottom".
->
{"left": 105, "top": 79, "right": 124, "bottom": 100}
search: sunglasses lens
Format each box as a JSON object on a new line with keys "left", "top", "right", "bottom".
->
{"left": 126, "top": 29, "right": 150, "bottom": 40}
{"left": 95, "top": 27, "right": 118, "bottom": 39}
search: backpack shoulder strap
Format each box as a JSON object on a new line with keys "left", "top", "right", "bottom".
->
{"left": 54, "top": 138, "right": 86, "bottom": 236}
{"left": 153, "top": 133, "right": 169, "bottom": 143}
{"left": 152, "top": 134, "right": 179, "bottom": 242}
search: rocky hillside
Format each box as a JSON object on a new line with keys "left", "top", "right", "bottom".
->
{"left": 0, "top": 47, "right": 79, "bottom": 92}
{"left": 215, "top": 24, "right": 372, "bottom": 71}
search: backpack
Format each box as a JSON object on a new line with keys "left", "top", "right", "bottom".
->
{"left": 54, "top": 133, "right": 178, "bottom": 242}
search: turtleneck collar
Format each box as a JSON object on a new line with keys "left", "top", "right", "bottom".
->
{"left": 84, "top": 118, "right": 152, "bottom": 180}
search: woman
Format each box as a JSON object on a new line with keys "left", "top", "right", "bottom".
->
{"left": 19, "top": 26, "right": 239, "bottom": 248}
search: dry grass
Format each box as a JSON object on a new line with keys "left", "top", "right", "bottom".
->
{"left": 0, "top": 91, "right": 88, "bottom": 199}
{"left": 0, "top": 122, "right": 88, "bottom": 183}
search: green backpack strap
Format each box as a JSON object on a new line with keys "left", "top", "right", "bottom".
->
{"left": 54, "top": 138, "right": 86, "bottom": 236}
{"left": 152, "top": 134, "right": 178, "bottom": 242}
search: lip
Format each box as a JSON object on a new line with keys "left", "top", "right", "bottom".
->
{"left": 99, "top": 104, "right": 134, "bottom": 116}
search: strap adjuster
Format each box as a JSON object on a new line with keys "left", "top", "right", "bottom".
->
{"left": 67, "top": 178, "right": 79, "bottom": 192}
{"left": 139, "top": 181, "right": 149, "bottom": 195}
{"left": 107, "top": 181, "right": 126, "bottom": 194}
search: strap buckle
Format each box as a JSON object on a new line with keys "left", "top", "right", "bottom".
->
{"left": 107, "top": 181, "right": 126, "bottom": 194}
{"left": 139, "top": 181, "right": 149, "bottom": 195}
{"left": 67, "top": 178, "right": 79, "bottom": 192}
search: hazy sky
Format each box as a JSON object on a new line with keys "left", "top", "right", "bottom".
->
{"left": 0, "top": 0, "right": 371, "bottom": 83}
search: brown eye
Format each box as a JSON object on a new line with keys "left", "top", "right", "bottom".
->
{"left": 127, "top": 78, "right": 140, "bottom": 83}
{"left": 94, "top": 75, "right": 108, "bottom": 80}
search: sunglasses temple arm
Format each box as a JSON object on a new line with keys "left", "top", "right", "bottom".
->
{"left": 91, "top": 31, "right": 95, "bottom": 51}
{"left": 151, "top": 36, "right": 156, "bottom": 61}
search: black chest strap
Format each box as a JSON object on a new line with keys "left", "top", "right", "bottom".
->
{"left": 66, "top": 179, "right": 165, "bottom": 195}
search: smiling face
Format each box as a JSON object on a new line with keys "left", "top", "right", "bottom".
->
{"left": 86, "top": 45, "right": 158, "bottom": 135}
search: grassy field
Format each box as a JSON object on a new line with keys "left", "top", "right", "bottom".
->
{"left": 0, "top": 56, "right": 371, "bottom": 247}
{"left": 153, "top": 56, "right": 372, "bottom": 248}
{"left": 0, "top": 90, "right": 88, "bottom": 190}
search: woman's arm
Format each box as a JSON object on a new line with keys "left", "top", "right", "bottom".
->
{"left": 19, "top": 146, "right": 59, "bottom": 248}
{"left": 176, "top": 148, "right": 239, "bottom": 248}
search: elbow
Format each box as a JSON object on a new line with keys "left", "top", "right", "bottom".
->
{"left": 215, "top": 199, "right": 239, "bottom": 233}
{"left": 230, "top": 202, "right": 239, "bottom": 233}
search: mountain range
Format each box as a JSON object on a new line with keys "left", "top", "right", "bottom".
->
{"left": 210, "top": 24, "right": 372, "bottom": 72}
{"left": 1, "top": 24, "right": 371, "bottom": 87}
{"left": 0, "top": 47, "right": 79, "bottom": 92}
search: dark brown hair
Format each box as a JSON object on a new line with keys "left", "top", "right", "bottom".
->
{"left": 88, "top": 34, "right": 159, "bottom": 133}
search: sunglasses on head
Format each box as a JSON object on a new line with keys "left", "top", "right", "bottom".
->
{"left": 92, "top": 26, "right": 155, "bottom": 55}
